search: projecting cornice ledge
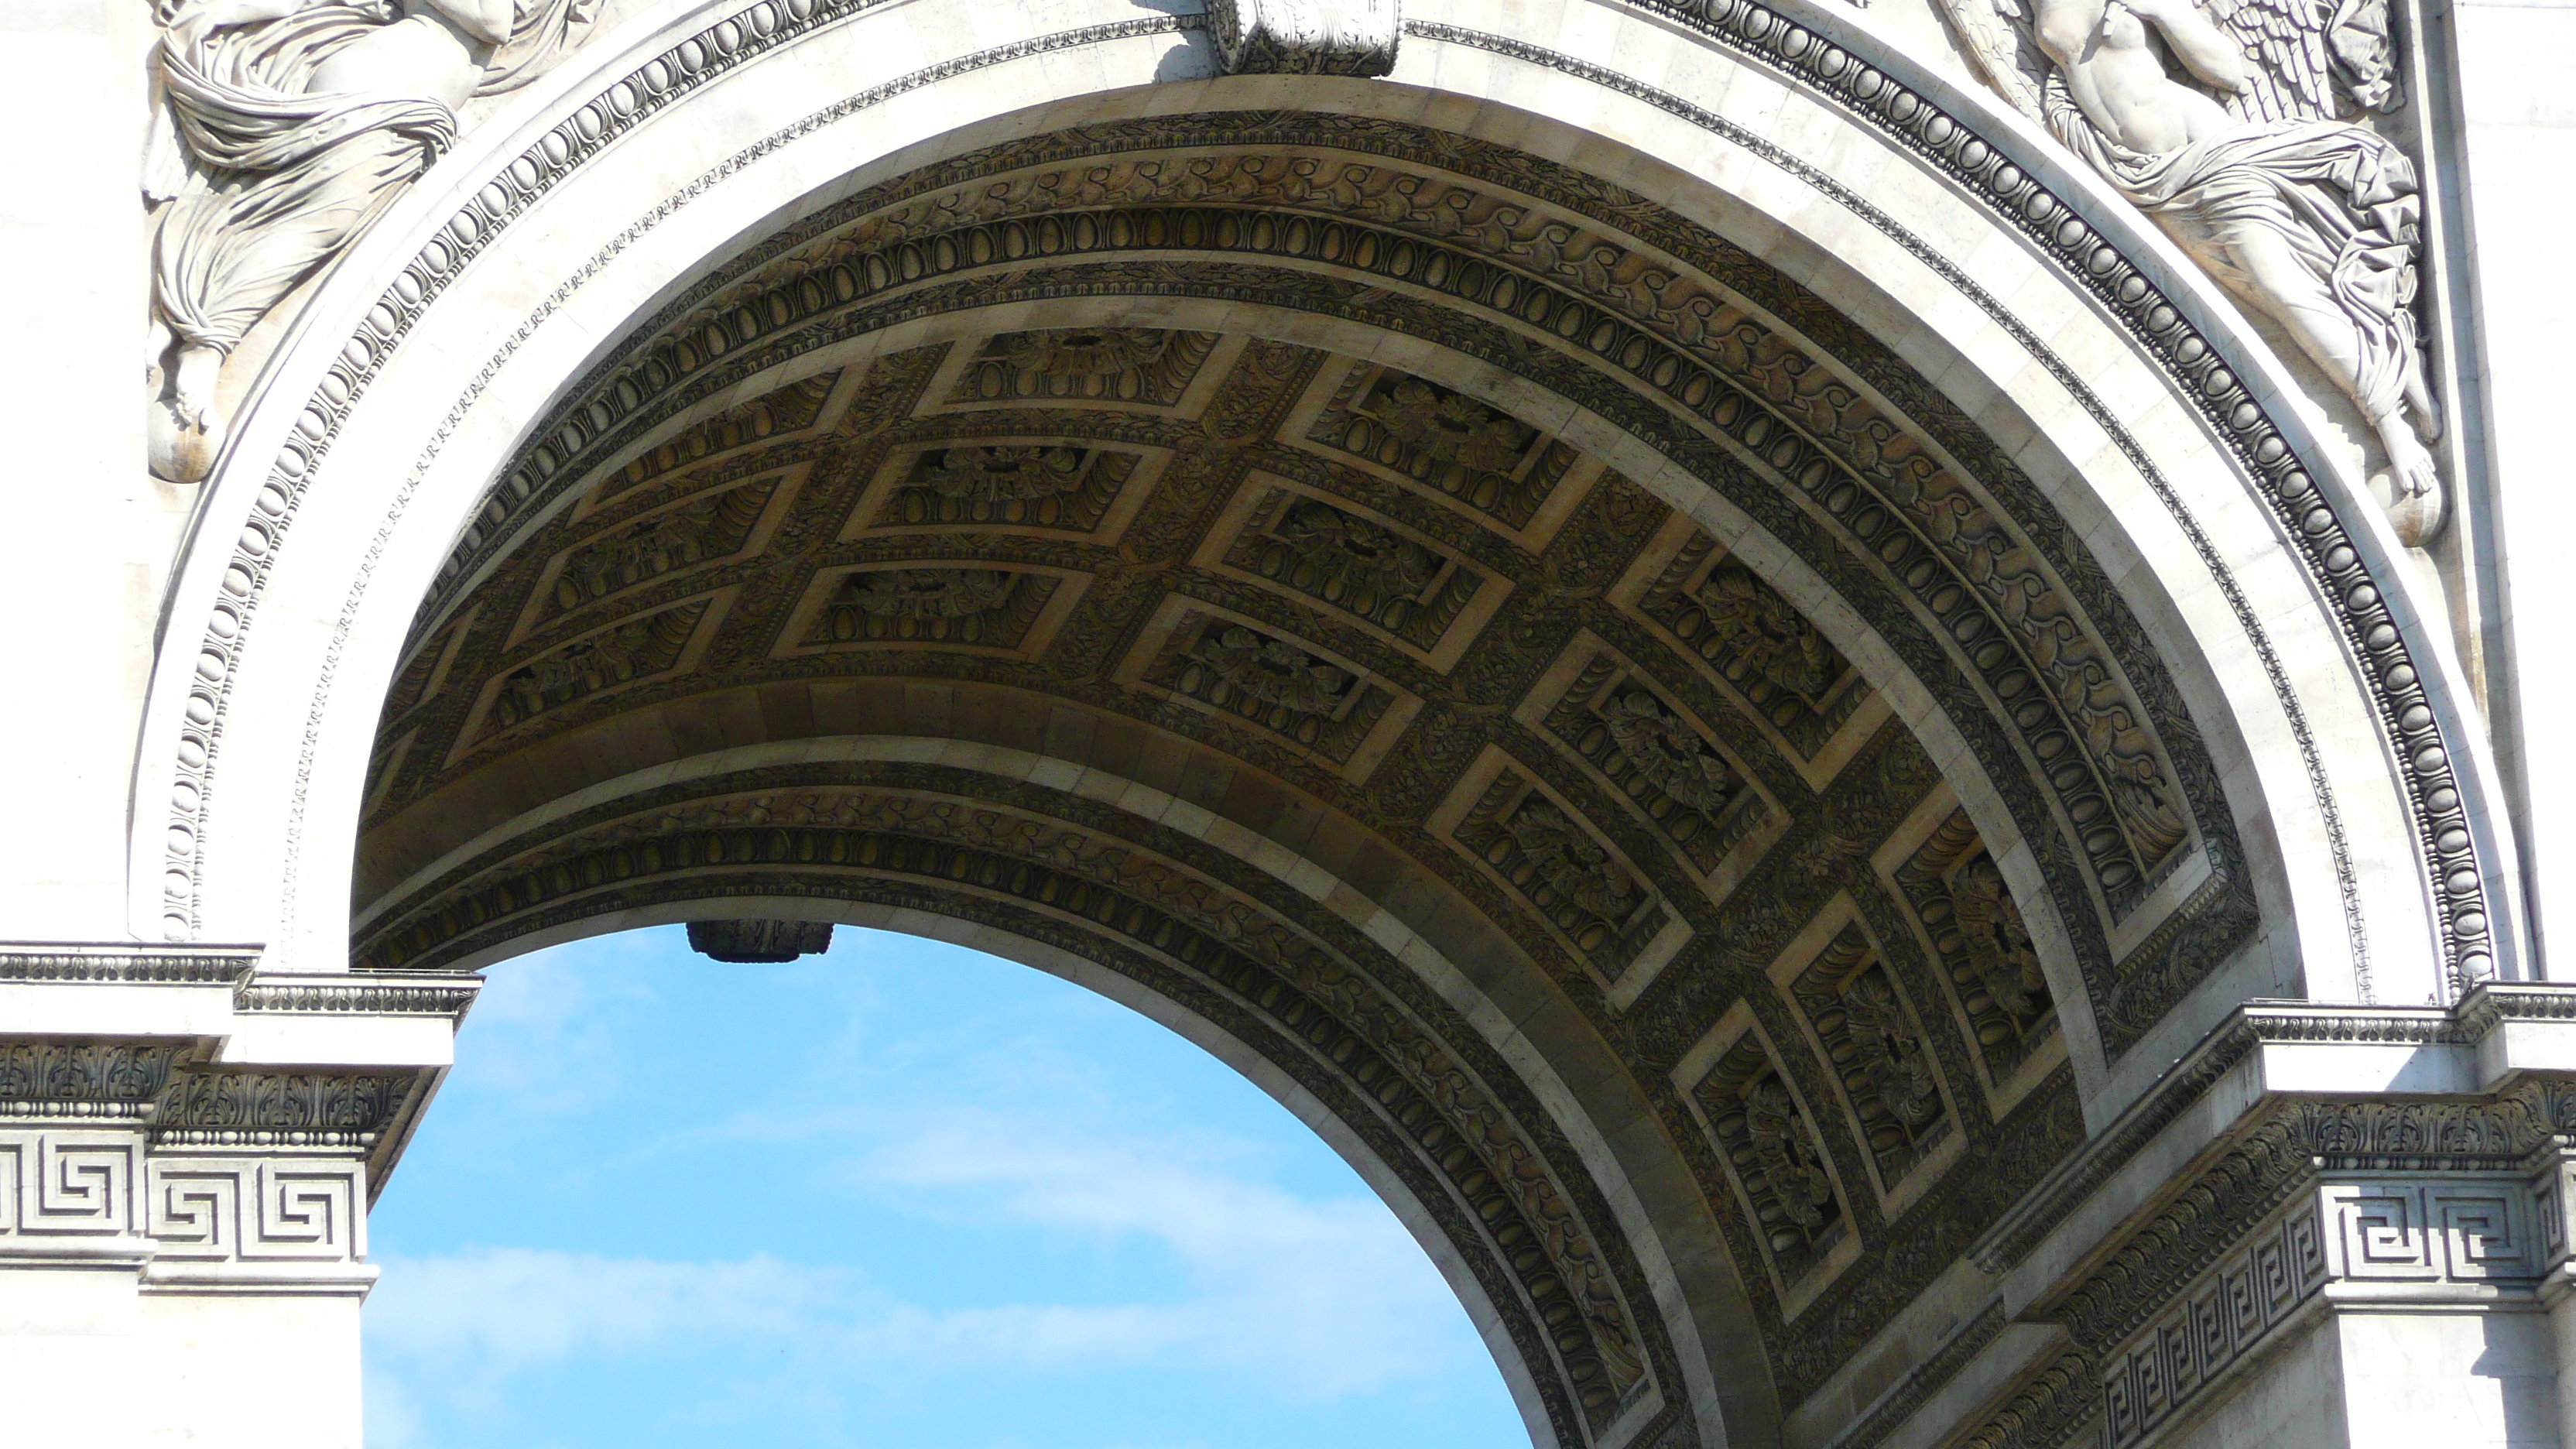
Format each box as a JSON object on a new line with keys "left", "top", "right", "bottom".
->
{"left": 0, "top": 944, "right": 480, "bottom": 1280}
{"left": 1814, "top": 987, "right": 2576, "bottom": 1449}
{"left": 1975, "top": 985, "right": 2576, "bottom": 1283}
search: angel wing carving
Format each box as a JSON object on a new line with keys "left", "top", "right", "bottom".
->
{"left": 1931, "top": 0, "right": 2401, "bottom": 125}
{"left": 1937, "top": 0, "right": 2051, "bottom": 122}
{"left": 1923, "top": 0, "right": 2441, "bottom": 545}
{"left": 2201, "top": 0, "right": 2403, "bottom": 122}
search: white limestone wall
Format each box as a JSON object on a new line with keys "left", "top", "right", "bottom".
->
{"left": 2460, "top": 0, "right": 2576, "bottom": 980}
{"left": 2169, "top": 1308, "right": 2564, "bottom": 1449}
{"left": 0, "top": 3, "right": 189, "bottom": 938}
{"left": 142, "top": 1294, "right": 367, "bottom": 1448}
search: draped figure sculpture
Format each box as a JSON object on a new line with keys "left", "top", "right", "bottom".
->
{"left": 1935, "top": 0, "right": 2444, "bottom": 544}
{"left": 144, "top": 0, "right": 594, "bottom": 483}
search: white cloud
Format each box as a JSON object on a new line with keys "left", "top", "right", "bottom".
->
{"left": 368, "top": 1248, "right": 824, "bottom": 1365}
{"left": 855, "top": 1108, "right": 1463, "bottom": 1392}
{"left": 453, "top": 944, "right": 663, "bottom": 1112}
{"left": 365, "top": 1119, "right": 1469, "bottom": 1419}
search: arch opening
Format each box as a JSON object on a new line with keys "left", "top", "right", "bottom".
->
{"left": 336, "top": 108, "right": 2273, "bottom": 1447}
{"left": 131, "top": 5, "right": 2528, "bottom": 1444}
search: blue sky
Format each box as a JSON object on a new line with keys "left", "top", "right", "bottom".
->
{"left": 361, "top": 925, "right": 1528, "bottom": 1448}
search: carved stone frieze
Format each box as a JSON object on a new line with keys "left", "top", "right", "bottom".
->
{"left": 0, "top": 1042, "right": 184, "bottom": 1114}
{"left": 0, "top": 1031, "right": 442, "bottom": 1279}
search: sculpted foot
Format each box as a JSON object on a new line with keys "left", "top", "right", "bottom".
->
{"left": 150, "top": 343, "right": 227, "bottom": 485}
{"left": 2379, "top": 413, "right": 2444, "bottom": 548}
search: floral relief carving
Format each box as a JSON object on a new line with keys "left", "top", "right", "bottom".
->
{"left": 1220, "top": 489, "right": 1493, "bottom": 656}
{"left": 927, "top": 445, "right": 1086, "bottom": 503}
{"left": 1637, "top": 537, "right": 1866, "bottom": 757}
{"left": 1789, "top": 924, "right": 1953, "bottom": 1192}
{"left": 491, "top": 601, "right": 705, "bottom": 731}
{"left": 1503, "top": 800, "right": 1641, "bottom": 923}
{"left": 1530, "top": 646, "right": 1773, "bottom": 886}
{"left": 1695, "top": 564, "right": 1838, "bottom": 711}
{"left": 1745, "top": 1081, "right": 1839, "bottom": 1230}
{"left": 1896, "top": 811, "right": 2060, "bottom": 1089}
{"left": 1691, "top": 1030, "right": 1851, "bottom": 1290}
{"left": 1274, "top": 501, "right": 1437, "bottom": 604}
{"left": 1451, "top": 769, "right": 1667, "bottom": 956}
{"left": 953, "top": 327, "right": 1221, "bottom": 406}
{"left": 1605, "top": 692, "right": 1735, "bottom": 814}
{"left": 1196, "top": 625, "right": 1351, "bottom": 716}
{"left": 999, "top": 327, "right": 1168, "bottom": 378}
{"left": 1308, "top": 364, "right": 1580, "bottom": 530}
{"left": 553, "top": 480, "right": 771, "bottom": 615}
{"left": 1958, "top": 855, "right": 2050, "bottom": 1022}
{"left": 1376, "top": 377, "right": 1529, "bottom": 470}
{"left": 584, "top": 371, "right": 839, "bottom": 506}
{"left": 807, "top": 568, "right": 1037, "bottom": 646}
{"left": 1128, "top": 608, "right": 1413, "bottom": 774}
{"left": 1845, "top": 973, "right": 1941, "bottom": 1131}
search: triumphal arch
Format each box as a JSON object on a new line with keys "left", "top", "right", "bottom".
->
{"left": 2, "top": 0, "right": 2569, "bottom": 1441}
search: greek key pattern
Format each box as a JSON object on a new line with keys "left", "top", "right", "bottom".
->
{"left": 146, "top": 1158, "right": 365, "bottom": 1265}
{"left": 0, "top": 1132, "right": 139, "bottom": 1242}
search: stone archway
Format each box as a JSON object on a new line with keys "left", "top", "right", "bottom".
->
{"left": 33, "top": 1, "right": 2554, "bottom": 1447}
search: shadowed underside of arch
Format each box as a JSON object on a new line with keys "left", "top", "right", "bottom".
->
{"left": 338, "top": 112, "right": 2282, "bottom": 1447}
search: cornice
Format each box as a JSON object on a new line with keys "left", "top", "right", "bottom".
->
{"left": 1971, "top": 990, "right": 2576, "bottom": 1275}
{"left": 2456, "top": 981, "right": 2576, "bottom": 1039}
{"left": 0, "top": 943, "right": 259, "bottom": 986}
{"left": 232, "top": 975, "right": 481, "bottom": 1017}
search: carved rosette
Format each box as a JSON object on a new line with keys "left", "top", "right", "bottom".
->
{"left": 1208, "top": 0, "right": 1401, "bottom": 77}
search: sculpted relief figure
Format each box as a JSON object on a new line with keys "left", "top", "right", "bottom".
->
{"left": 144, "top": 0, "right": 596, "bottom": 483}
{"left": 1938, "top": 0, "right": 2444, "bottom": 543}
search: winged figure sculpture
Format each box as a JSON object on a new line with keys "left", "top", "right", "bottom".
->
{"left": 143, "top": 0, "right": 597, "bottom": 483}
{"left": 1932, "top": 0, "right": 2441, "bottom": 543}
